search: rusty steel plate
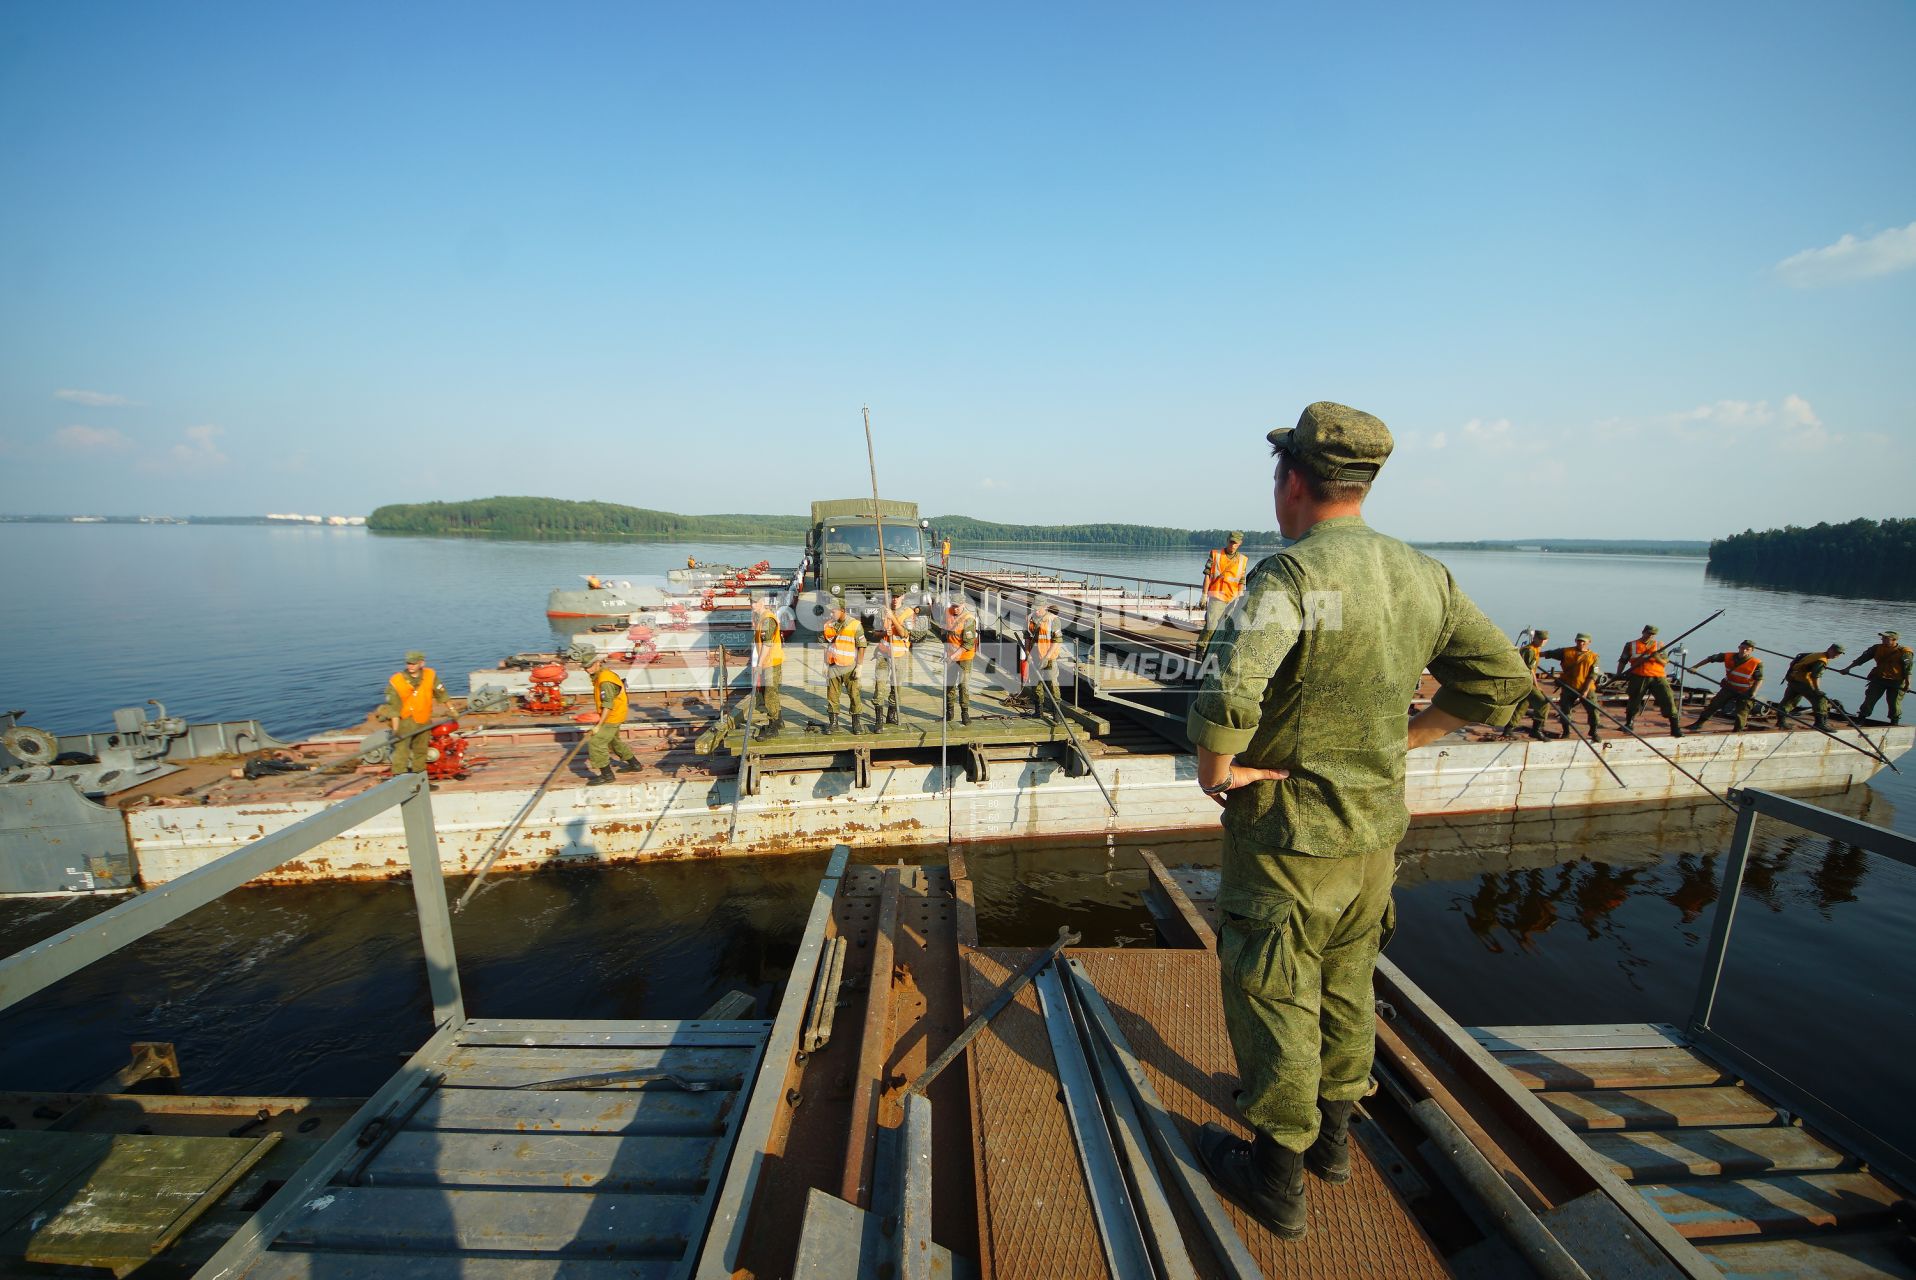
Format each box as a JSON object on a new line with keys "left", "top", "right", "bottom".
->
{"left": 968, "top": 947, "right": 1450, "bottom": 1280}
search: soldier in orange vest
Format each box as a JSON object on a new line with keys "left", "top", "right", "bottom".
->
{"left": 821, "top": 593, "right": 868, "bottom": 734}
{"left": 1688, "top": 641, "right": 1764, "bottom": 732}
{"left": 1196, "top": 532, "right": 1249, "bottom": 658}
{"left": 942, "top": 601, "right": 979, "bottom": 726}
{"left": 1023, "top": 604, "right": 1065, "bottom": 721}
{"left": 1843, "top": 630, "right": 1911, "bottom": 725}
{"left": 1541, "top": 634, "right": 1603, "bottom": 739}
{"left": 381, "top": 650, "right": 452, "bottom": 775}
{"left": 1776, "top": 644, "right": 1843, "bottom": 731}
{"left": 1615, "top": 624, "right": 1684, "bottom": 738}
{"left": 873, "top": 589, "right": 916, "bottom": 729}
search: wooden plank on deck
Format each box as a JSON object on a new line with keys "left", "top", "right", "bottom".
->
{"left": 410, "top": 1087, "right": 737, "bottom": 1136}
{"left": 1472, "top": 1023, "right": 1688, "bottom": 1053}
{"left": 437, "top": 1045, "right": 756, "bottom": 1089}
{"left": 1499, "top": 1046, "right": 1730, "bottom": 1091}
{"left": 1586, "top": 1126, "right": 1852, "bottom": 1182}
{"left": 364, "top": 1131, "right": 720, "bottom": 1193}
{"left": 1638, "top": 1171, "right": 1904, "bottom": 1239}
{"left": 272, "top": 1185, "right": 703, "bottom": 1255}
{"left": 247, "top": 1250, "right": 683, "bottom": 1278}
{"left": 1699, "top": 1229, "right": 1916, "bottom": 1280}
{"left": 1540, "top": 1086, "right": 1778, "bottom": 1131}
{"left": 0, "top": 1131, "right": 111, "bottom": 1234}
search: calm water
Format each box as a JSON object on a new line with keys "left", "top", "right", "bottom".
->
{"left": 2, "top": 525, "right": 1913, "bottom": 1162}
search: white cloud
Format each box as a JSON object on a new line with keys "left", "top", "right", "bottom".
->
{"left": 1668, "top": 395, "right": 1832, "bottom": 452}
{"left": 978, "top": 476, "right": 1004, "bottom": 490}
{"left": 1774, "top": 220, "right": 1916, "bottom": 288}
{"left": 1427, "top": 431, "right": 1447, "bottom": 451}
{"left": 142, "top": 424, "right": 230, "bottom": 471}
{"left": 52, "top": 424, "right": 134, "bottom": 453}
{"left": 54, "top": 388, "right": 134, "bottom": 407}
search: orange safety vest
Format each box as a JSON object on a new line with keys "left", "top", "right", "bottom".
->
{"left": 1623, "top": 639, "right": 1667, "bottom": 679}
{"left": 1721, "top": 653, "right": 1761, "bottom": 693}
{"left": 389, "top": 668, "right": 437, "bottom": 722}
{"left": 1205, "top": 548, "right": 1248, "bottom": 602}
{"left": 1787, "top": 652, "right": 1826, "bottom": 686}
{"left": 1556, "top": 648, "right": 1599, "bottom": 694}
{"left": 1867, "top": 643, "right": 1910, "bottom": 684}
{"left": 880, "top": 606, "right": 915, "bottom": 658}
{"left": 824, "top": 617, "right": 863, "bottom": 668}
{"left": 945, "top": 609, "right": 978, "bottom": 663}
{"left": 591, "top": 668, "right": 629, "bottom": 725}
{"left": 1029, "top": 614, "right": 1060, "bottom": 664}
{"left": 753, "top": 612, "right": 784, "bottom": 669}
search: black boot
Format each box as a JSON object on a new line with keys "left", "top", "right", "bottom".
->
{"left": 1196, "top": 1123, "right": 1306, "bottom": 1241}
{"left": 617, "top": 758, "right": 641, "bottom": 773}
{"left": 827, "top": 715, "right": 840, "bottom": 735}
{"left": 960, "top": 708, "right": 971, "bottom": 726}
{"left": 1527, "top": 724, "right": 1545, "bottom": 740}
{"left": 1305, "top": 1101, "right": 1354, "bottom": 1184}
{"left": 766, "top": 716, "right": 785, "bottom": 736}
{"left": 588, "top": 766, "right": 616, "bottom": 786}
{"left": 850, "top": 713, "right": 864, "bottom": 734}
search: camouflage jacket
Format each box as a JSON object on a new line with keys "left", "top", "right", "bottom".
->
{"left": 1187, "top": 516, "right": 1530, "bottom": 857}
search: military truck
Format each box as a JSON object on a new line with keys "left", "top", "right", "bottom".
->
{"left": 807, "top": 498, "right": 931, "bottom": 594}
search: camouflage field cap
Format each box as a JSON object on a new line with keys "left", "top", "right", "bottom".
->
{"left": 1831, "top": 644, "right": 1846, "bottom": 655}
{"left": 1642, "top": 624, "right": 1659, "bottom": 634}
{"left": 1883, "top": 630, "right": 1901, "bottom": 641}
{"left": 1575, "top": 632, "right": 1592, "bottom": 643}
{"left": 405, "top": 650, "right": 426, "bottom": 663}
{"left": 1739, "top": 639, "right": 1756, "bottom": 648}
{"left": 1267, "top": 401, "right": 1393, "bottom": 482}
{"left": 1227, "top": 530, "right": 1243, "bottom": 542}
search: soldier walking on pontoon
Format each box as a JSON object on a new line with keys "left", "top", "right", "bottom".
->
{"left": 873, "top": 589, "right": 915, "bottom": 729}
{"left": 1502, "top": 628, "right": 1550, "bottom": 740}
{"left": 1776, "top": 644, "right": 1843, "bottom": 731}
{"left": 749, "top": 596, "right": 786, "bottom": 735}
{"left": 821, "top": 592, "right": 868, "bottom": 734}
{"left": 1687, "top": 641, "right": 1763, "bottom": 732}
{"left": 1616, "top": 624, "right": 1684, "bottom": 737}
{"left": 576, "top": 650, "right": 640, "bottom": 785}
{"left": 1843, "top": 630, "right": 1911, "bottom": 726}
{"left": 942, "top": 598, "right": 979, "bottom": 726}
{"left": 1542, "top": 633, "right": 1603, "bottom": 740}
{"left": 382, "top": 650, "right": 454, "bottom": 776}
{"left": 1187, "top": 401, "right": 1528, "bottom": 1242}
{"left": 1195, "top": 531, "right": 1249, "bottom": 659}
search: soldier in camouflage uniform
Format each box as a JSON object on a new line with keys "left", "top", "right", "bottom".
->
{"left": 1775, "top": 644, "right": 1843, "bottom": 731}
{"left": 1501, "top": 629, "right": 1550, "bottom": 740}
{"left": 1188, "top": 402, "right": 1530, "bottom": 1241}
{"left": 1843, "top": 630, "right": 1911, "bottom": 726}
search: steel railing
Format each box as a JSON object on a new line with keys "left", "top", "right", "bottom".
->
{"left": 0, "top": 773, "right": 464, "bottom": 1030}
{"left": 1687, "top": 787, "right": 1916, "bottom": 1185}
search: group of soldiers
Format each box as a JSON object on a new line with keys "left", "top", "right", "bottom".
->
{"left": 1499, "top": 625, "right": 1910, "bottom": 740}
{"left": 790, "top": 588, "right": 1064, "bottom": 735}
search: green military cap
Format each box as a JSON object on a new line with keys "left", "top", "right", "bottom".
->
{"left": 1642, "top": 624, "right": 1659, "bottom": 634}
{"left": 405, "top": 650, "right": 426, "bottom": 662}
{"left": 1575, "top": 632, "right": 1591, "bottom": 642}
{"left": 1883, "top": 630, "right": 1901, "bottom": 641}
{"left": 1266, "top": 401, "right": 1394, "bottom": 482}
{"left": 1831, "top": 644, "right": 1846, "bottom": 655}
{"left": 1739, "top": 639, "right": 1756, "bottom": 647}
{"left": 1227, "top": 530, "right": 1243, "bottom": 542}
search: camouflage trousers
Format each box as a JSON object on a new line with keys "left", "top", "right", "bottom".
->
{"left": 1218, "top": 830, "right": 1395, "bottom": 1154}
{"left": 826, "top": 666, "right": 862, "bottom": 722}
{"left": 1195, "top": 596, "right": 1232, "bottom": 656}
{"left": 391, "top": 717, "right": 432, "bottom": 773}
{"left": 1556, "top": 687, "right": 1600, "bottom": 737}
{"left": 873, "top": 651, "right": 911, "bottom": 719}
{"left": 1859, "top": 678, "right": 1905, "bottom": 725}
{"left": 1026, "top": 660, "right": 1060, "bottom": 717}
{"left": 754, "top": 665, "right": 782, "bottom": 722}
{"left": 1518, "top": 687, "right": 1549, "bottom": 728}
{"left": 1623, "top": 675, "right": 1679, "bottom": 728}
{"left": 586, "top": 718, "right": 637, "bottom": 770}
{"left": 1692, "top": 687, "right": 1753, "bottom": 732}
{"left": 1775, "top": 680, "right": 1828, "bottom": 729}
{"left": 943, "top": 658, "right": 973, "bottom": 720}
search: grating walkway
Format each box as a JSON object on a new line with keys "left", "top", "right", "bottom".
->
{"left": 967, "top": 946, "right": 1450, "bottom": 1279}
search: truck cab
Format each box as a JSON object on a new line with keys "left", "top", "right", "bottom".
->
{"left": 807, "top": 498, "right": 930, "bottom": 595}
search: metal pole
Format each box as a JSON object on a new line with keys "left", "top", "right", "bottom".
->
{"left": 1689, "top": 794, "right": 1759, "bottom": 1034}
{"left": 399, "top": 781, "right": 465, "bottom": 1029}
{"left": 862, "top": 404, "right": 891, "bottom": 603}
{"left": 1555, "top": 677, "right": 1734, "bottom": 810}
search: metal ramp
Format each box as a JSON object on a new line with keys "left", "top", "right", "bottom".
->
{"left": 1472, "top": 1022, "right": 1914, "bottom": 1279}
{"left": 227, "top": 1016, "right": 769, "bottom": 1278}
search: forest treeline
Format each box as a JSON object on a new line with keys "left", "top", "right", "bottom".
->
{"left": 1707, "top": 518, "right": 1916, "bottom": 600}
{"left": 366, "top": 497, "right": 1279, "bottom": 546}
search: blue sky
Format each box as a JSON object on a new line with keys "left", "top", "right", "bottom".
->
{"left": 2, "top": 1, "right": 1912, "bottom": 538}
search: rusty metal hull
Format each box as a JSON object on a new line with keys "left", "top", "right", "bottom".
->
{"left": 120, "top": 726, "right": 1909, "bottom": 886}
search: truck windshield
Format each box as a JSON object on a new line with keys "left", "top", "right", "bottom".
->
{"left": 823, "top": 522, "right": 923, "bottom": 558}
